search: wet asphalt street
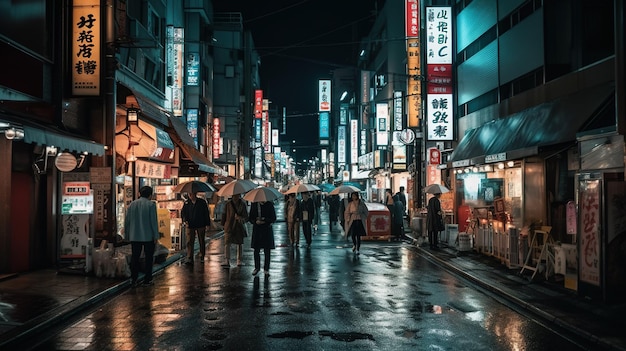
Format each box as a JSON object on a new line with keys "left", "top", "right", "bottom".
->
{"left": 23, "top": 204, "right": 589, "bottom": 351}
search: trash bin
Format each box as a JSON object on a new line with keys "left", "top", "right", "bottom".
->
{"left": 364, "top": 202, "right": 391, "bottom": 240}
{"left": 410, "top": 215, "right": 428, "bottom": 238}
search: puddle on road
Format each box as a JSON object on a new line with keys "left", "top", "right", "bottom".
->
{"left": 270, "top": 311, "right": 293, "bottom": 316}
{"left": 267, "top": 330, "right": 375, "bottom": 342}
{"left": 395, "top": 329, "right": 421, "bottom": 339}
{"left": 267, "top": 331, "right": 315, "bottom": 339}
{"left": 202, "top": 332, "right": 227, "bottom": 341}
{"left": 318, "top": 330, "right": 375, "bottom": 342}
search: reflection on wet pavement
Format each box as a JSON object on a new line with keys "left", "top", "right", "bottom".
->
{"left": 25, "top": 205, "right": 591, "bottom": 350}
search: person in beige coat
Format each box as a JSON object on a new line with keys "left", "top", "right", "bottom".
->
{"left": 220, "top": 193, "right": 249, "bottom": 267}
{"left": 344, "top": 192, "right": 369, "bottom": 255}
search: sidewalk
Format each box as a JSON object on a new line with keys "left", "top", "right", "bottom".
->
{"left": 407, "top": 233, "right": 626, "bottom": 351}
{"left": 0, "top": 226, "right": 625, "bottom": 350}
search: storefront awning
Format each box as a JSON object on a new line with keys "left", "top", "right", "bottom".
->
{"left": 126, "top": 91, "right": 169, "bottom": 126}
{"left": 449, "top": 84, "right": 615, "bottom": 164}
{"left": 23, "top": 125, "right": 105, "bottom": 156}
{"left": 178, "top": 143, "right": 227, "bottom": 176}
{"left": 168, "top": 115, "right": 197, "bottom": 148}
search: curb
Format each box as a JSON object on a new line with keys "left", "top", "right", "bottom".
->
{"left": 0, "top": 231, "right": 224, "bottom": 349}
{"left": 405, "top": 234, "right": 624, "bottom": 351}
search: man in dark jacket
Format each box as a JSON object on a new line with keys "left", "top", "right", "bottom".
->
{"left": 249, "top": 201, "right": 276, "bottom": 276}
{"left": 301, "top": 192, "right": 315, "bottom": 248}
{"left": 181, "top": 191, "right": 211, "bottom": 265}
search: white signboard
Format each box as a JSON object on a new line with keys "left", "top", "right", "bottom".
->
{"left": 426, "top": 7, "right": 452, "bottom": 64}
{"left": 427, "top": 93, "right": 453, "bottom": 141}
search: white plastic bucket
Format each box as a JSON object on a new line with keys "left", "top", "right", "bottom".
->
{"left": 458, "top": 233, "right": 471, "bottom": 251}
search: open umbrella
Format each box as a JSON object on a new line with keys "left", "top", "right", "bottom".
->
{"left": 424, "top": 184, "right": 450, "bottom": 194}
{"left": 173, "top": 180, "right": 216, "bottom": 194}
{"left": 284, "top": 183, "right": 320, "bottom": 194}
{"left": 216, "top": 179, "right": 257, "bottom": 197}
{"left": 328, "top": 185, "right": 361, "bottom": 195}
{"left": 279, "top": 184, "right": 291, "bottom": 193}
{"left": 243, "top": 187, "right": 283, "bottom": 203}
{"left": 318, "top": 183, "right": 336, "bottom": 193}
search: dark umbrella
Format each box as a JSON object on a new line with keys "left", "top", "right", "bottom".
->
{"left": 174, "top": 180, "right": 216, "bottom": 194}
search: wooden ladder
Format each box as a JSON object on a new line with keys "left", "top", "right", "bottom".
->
{"left": 520, "top": 227, "right": 554, "bottom": 280}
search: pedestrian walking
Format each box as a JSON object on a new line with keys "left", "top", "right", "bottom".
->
{"left": 300, "top": 192, "right": 315, "bottom": 248}
{"left": 313, "top": 190, "right": 322, "bottom": 232}
{"left": 344, "top": 191, "right": 368, "bottom": 255}
{"left": 181, "top": 191, "right": 212, "bottom": 265}
{"left": 213, "top": 196, "right": 226, "bottom": 223}
{"left": 392, "top": 194, "right": 405, "bottom": 240}
{"left": 426, "top": 192, "right": 445, "bottom": 249}
{"left": 249, "top": 200, "right": 276, "bottom": 276}
{"left": 221, "top": 193, "right": 249, "bottom": 267}
{"left": 327, "top": 194, "right": 340, "bottom": 231}
{"left": 395, "top": 186, "right": 407, "bottom": 217}
{"left": 285, "top": 193, "right": 301, "bottom": 247}
{"left": 124, "top": 186, "right": 160, "bottom": 286}
{"left": 339, "top": 195, "right": 351, "bottom": 241}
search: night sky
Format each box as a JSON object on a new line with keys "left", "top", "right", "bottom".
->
{"left": 213, "top": 0, "right": 384, "bottom": 161}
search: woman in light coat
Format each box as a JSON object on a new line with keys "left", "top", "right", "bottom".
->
{"left": 344, "top": 192, "right": 369, "bottom": 255}
{"left": 221, "top": 193, "right": 249, "bottom": 267}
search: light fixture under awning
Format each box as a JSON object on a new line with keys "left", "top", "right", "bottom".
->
{"left": 23, "top": 126, "right": 105, "bottom": 156}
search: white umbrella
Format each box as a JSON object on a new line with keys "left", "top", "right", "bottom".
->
{"left": 328, "top": 185, "right": 361, "bottom": 195}
{"left": 243, "top": 187, "right": 283, "bottom": 202}
{"left": 173, "top": 180, "right": 216, "bottom": 194}
{"left": 216, "top": 179, "right": 257, "bottom": 197}
{"left": 284, "top": 183, "right": 320, "bottom": 194}
{"left": 424, "top": 184, "right": 450, "bottom": 194}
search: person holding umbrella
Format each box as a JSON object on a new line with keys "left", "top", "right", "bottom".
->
{"left": 285, "top": 193, "right": 301, "bottom": 247}
{"left": 182, "top": 191, "right": 211, "bottom": 265}
{"left": 344, "top": 191, "right": 369, "bottom": 255}
{"left": 300, "top": 192, "right": 315, "bottom": 248}
{"left": 248, "top": 200, "right": 276, "bottom": 276}
{"left": 221, "top": 193, "right": 248, "bottom": 267}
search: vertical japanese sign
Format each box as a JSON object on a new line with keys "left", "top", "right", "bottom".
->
{"left": 186, "top": 109, "right": 198, "bottom": 147}
{"left": 350, "top": 119, "right": 358, "bottom": 165}
{"left": 186, "top": 52, "right": 200, "bottom": 86}
{"left": 376, "top": 103, "right": 389, "bottom": 147}
{"left": 579, "top": 180, "right": 600, "bottom": 286}
{"left": 166, "top": 26, "right": 184, "bottom": 117}
{"left": 319, "top": 112, "right": 330, "bottom": 139}
{"left": 360, "top": 71, "right": 371, "bottom": 127}
{"left": 406, "top": 0, "right": 420, "bottom": 37}
{"left": 406, "top": 0, "right": 420, "bottom": 128}
{"left": 340, "top": 104, "right": 348, "bottom": 125}
{"left": 426, "top": 94, "right": 452, "bottom": 140}
{"left": 337, "top": 125, "right": 346, "bottom": 166}
{"left": 426, "top": 6, "right": 453, "bottom": 141}
{"left": 393, "top": 91, "right": 403, "bottom": 131}
{"left": 406, "top": 39, "right": 421, "bottom": 128}
{"left": 254, "top": 90, "right": 263, "bottom": 119}
{"left": 72, "top": 0, "right": 100, "bottom": 96}
{"left": 319, "top": 79, "right": 331, "bottom": 112}
{"left": 212, "top": 117, "right": 220, "bottom": 159}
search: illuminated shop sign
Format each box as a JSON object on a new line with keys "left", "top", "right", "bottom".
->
{"left": 319, "top": 79, "right": 331, "bottom": 112}
{"left": 72, "top": 0, "right": 100, "bottom": 96}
